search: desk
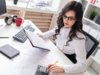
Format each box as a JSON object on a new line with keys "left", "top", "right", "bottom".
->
{"left": 0, "top": 19, "right": 87, "bottom": 75}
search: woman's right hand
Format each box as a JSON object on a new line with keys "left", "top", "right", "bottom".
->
{"left": 48, "top": 64, "right": 65, "bottom": 73}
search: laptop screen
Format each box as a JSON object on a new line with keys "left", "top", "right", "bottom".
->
{"left": 24, "top": 29, "right": 35, "bottom": 47}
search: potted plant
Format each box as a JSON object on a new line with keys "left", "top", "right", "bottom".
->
{"left": 90, "top": 11, "right": 98, "bottom": 20}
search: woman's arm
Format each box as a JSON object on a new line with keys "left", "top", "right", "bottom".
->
{"left": 48, "top": 38, "right": 86, "bottom": 74}
{"left": 42, "top": 28, "right": 56, "bottom": 39}
{"left": 63, "top": 36, "right": 87, "bottom": 74}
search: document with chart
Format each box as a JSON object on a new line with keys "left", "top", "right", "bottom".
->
{"left": 24, "top": 30, "right": 50, "bottom": 51}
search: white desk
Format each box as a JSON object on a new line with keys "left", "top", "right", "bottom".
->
{"left": 0, "top": 19, "right": 87, "bottom": 75}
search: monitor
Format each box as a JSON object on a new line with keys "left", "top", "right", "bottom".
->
{"left": 0, "top": 0, "right": 7, "bottom": 16}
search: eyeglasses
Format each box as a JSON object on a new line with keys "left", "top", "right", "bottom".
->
{"left": 63, "top": 15, "right": 76, "bottom": 21}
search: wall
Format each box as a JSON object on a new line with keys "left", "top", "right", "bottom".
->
{"left": 49, "top": 0, "right": 72, "bottom": 29}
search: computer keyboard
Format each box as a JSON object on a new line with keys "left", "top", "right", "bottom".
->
{"left": 35, "top": 65, "right": 49, "bottom": 75}
{"left": 13, "top": 25, "right": 35, "bottom": 43}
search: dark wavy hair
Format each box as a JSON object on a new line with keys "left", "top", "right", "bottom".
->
{"left": 55, "top": 1, "right": 84, "bottom": 42}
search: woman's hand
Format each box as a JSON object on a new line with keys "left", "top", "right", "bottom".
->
{"left": 48, "top": 64, "right": 65, "bottom": 73}
{"left": 36, "top": 33, "right": 43, "bottom": 38}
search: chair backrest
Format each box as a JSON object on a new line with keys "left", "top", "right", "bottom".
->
{"left": 65, "top": 31, "right": 99, "bottom": 63}
{"left": 83, "top": 31, "right": 99, "bottom": 59}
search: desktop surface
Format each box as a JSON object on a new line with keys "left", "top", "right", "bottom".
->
{"left": 0, "top": 19, "right": 86, "bottom": 75}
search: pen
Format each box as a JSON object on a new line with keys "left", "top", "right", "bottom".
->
{"left": 0, "top": 37, "right": 9, "bottom": 38}
{"left": 53, "top": 61, "right": 59, "bottom": 65}
{"left": 48, "top": 61, "right": 59, "bottom": 69}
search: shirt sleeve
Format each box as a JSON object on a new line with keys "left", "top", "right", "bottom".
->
{"left": 42, "top": 28, "right": 56, "bottom": 39}
{"left": 63, "top": 37, "right": 87, "bottom": 74}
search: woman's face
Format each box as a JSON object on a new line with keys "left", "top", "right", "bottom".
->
{"left": 63, "top": 10, "right": 76, "bottom": 28}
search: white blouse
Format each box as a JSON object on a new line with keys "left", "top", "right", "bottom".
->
{"left": 42, "top": 27, "right": 87, "bottom": 74}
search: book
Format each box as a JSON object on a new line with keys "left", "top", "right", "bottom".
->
{"left": 0, "top": 44, "right": 20, "bottom": 59}
{"left": 24, "top": 29, "right": 50, "bottom": 51}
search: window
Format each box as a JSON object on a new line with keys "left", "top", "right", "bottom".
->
{"left": 6, "top": 0, "right": 61, "bottom": 12}
{"left": 7, "top": 0, "right": 52, "bottom": 4}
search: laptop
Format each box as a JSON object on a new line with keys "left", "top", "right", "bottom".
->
{"left": 24, "top": 29, "right": 50, "bottom": 51}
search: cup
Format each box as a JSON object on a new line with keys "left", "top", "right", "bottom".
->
{"left": 14, "top": 0, "right": 18, "bottom": 5}
{"left": 15, "top": 17, "right": 23, "bottom": 27}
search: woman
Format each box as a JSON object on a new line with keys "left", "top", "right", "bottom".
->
{"left": 39, "top": 1, "right": 86, "bottom": 74}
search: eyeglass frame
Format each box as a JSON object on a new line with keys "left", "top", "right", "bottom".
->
{"left": 63, "top": 15, "right": 76, "bottom": 21}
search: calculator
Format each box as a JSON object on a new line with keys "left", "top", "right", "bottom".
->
{"left": 35, "top": 65, "right": 49, "bottom": 75}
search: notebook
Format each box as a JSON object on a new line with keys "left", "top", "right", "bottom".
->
{"left": 0, "top": 44, "right": 20, "bottom": 59}
{"left": 35, "top": 65, "right": 49, "bottom": 75}
{"left": 24, "top": 29, "right": 50, "bottom": 51}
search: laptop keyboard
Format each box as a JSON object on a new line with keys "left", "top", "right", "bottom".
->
{"left": 13, "top": 25, "right": 35, "bottom": 43}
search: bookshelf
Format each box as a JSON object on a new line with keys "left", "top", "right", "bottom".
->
{"left": 83, "top": 0, "right": 100, "bottom": 31}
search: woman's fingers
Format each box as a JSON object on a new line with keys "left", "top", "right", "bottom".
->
{"left": 48, "top": 65, "right": 58, "bottom": 72}
{"left": 48, "top": 64, "right": 54, "bottom": 69}
{"left": 48, "top": 65, "right": 64, "bottom": 73}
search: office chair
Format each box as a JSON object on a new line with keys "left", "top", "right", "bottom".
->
{"left": 65, "top": 31, "right": 99, "bottom": 63}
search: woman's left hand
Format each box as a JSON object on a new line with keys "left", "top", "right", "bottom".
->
{"left": 48, "top": 64, "right": 65, "bottom": 73}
